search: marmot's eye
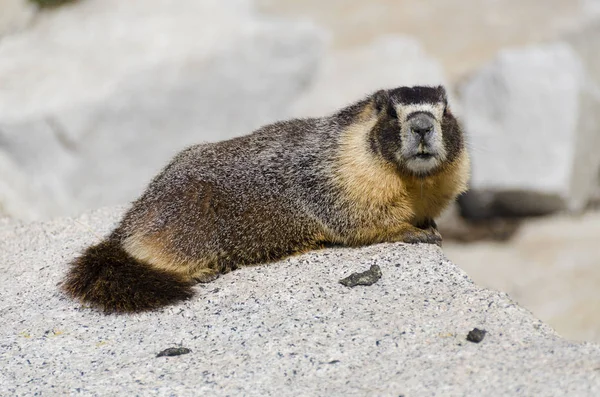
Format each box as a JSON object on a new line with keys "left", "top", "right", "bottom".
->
{"left": 388, "top": 106, "right": 398, "bottom": 119}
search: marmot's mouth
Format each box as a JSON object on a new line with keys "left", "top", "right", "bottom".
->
{"left": 415, "top": 153, "right": 434, "bottom": 160}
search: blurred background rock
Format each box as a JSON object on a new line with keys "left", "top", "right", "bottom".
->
{"left": 0, "top": 0, "right": 598, "bottom": 342}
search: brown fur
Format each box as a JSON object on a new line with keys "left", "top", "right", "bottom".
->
{"left": 63, "top": 238, "right": 195, "bottom": 313}
{"left": 62, "top": 85, "right": 470, "bottom": 313}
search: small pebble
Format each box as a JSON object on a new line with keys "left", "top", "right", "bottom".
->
{"left": 466, "top": 328, "right": 487, "bottom": 343}
{"left": 156, "top": 347, "right": 192, "bottom": 357}
{"left": 339, "top": 265, "right": 382, "bottom": 287}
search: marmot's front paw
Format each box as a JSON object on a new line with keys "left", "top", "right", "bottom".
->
{"left": 403, "top": 228, "right": 442, "bottom": 247}
{"left": 192, "top": 269, "right": 220, "bottom": 283}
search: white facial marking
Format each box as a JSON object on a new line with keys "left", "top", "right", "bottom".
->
{"left": 396, "top": 103, "right": 444, "bottom": 121}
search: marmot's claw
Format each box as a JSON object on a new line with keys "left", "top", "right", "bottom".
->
{"left": 193, "top": 270, "right": 220, "bottom": 284}
{"left": 430, "top": 227, "right": 443, "bottom": 247}
{"left": 404, "top": 228, "right": 443, "bottom": 247}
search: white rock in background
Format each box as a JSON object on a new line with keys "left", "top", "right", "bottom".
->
{"left": 581, "top": 0, "right": 600, "bottom": 21}
{"left": 291, "top": 35, "right": 447, "bottom": 118}
{"left": 459, "top": 42, "right": 600, "bottom": 217}
{"left": 564, "top": 20, "right": 600, "bottom": 210}
{"left": 0, "top": 0, "right": 324, "bottom": 220}
{"left": 0, "top": 0, "right": 36, "bottom": 39}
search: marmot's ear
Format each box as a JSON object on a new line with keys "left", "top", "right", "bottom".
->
{"left": 373, "top": 89, "right": 397, "bottom": 118}
{"left": 373, "top": 90, "right": 389, "bottom": 113}
{"left": 436, "top": 85, "right": 448, "bottom": 104}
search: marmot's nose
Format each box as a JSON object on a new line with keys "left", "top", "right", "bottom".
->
{"left": 409, "top": 113, "right": 434, "bottom": 137}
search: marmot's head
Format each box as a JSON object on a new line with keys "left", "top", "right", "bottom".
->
{"left": 370, "top": 86, "right": 463, "bottom": 177}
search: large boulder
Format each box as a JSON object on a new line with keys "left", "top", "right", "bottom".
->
{"left": 0, "top": 0, "right": 324, "bottom": 220}
{"left": 565, "top": 20, "right": 600, "bottom": 210}
{"left": 1, "top": 207, "right": 599, "bottom": 395}
{"left": 458, "top": 42, "right": 600, "bottom": 217}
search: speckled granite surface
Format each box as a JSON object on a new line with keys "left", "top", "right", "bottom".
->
{"left": 1, "top": 207, "right": 599, "bottom": 396}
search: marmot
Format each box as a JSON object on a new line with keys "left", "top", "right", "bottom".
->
{"left": 62, "top": 85, "right": 470, "bottom": 313}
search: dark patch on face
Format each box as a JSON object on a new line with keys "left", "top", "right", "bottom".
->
{"left": 368, "top": 108, "right": 403, "bottom": 166}
{"left": 440, "top": 108, "right": 464, "bottom": 164}
{"left": 388, "top": 85, "right": 447, "bottom": 106}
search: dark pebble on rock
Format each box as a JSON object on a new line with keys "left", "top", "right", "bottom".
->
{"left": 466, "top": 328, "right": 487, "bottom": 343}
{"left": 156, "top": 347, "right": 192, "bottom": 357}
{"left": 339, "top": 265, "right": 382, "bottom": 287}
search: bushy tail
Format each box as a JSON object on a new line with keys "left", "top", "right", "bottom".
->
{"left": 62, "top": 238, "right": 195, "bottom": 313}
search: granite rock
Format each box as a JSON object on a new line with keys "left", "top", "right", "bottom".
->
{"left": 1, "top": 207, "right": 599, "bottom": 396}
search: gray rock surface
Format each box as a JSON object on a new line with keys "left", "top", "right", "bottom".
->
{"left": 459, "top": 42, "right": 600, "bottom": 217}
{"left": 1, "top": 207, "right": 599, "bottom": 396}
{"left": 0, "top": 0, "right": 323, "bottom": 221}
